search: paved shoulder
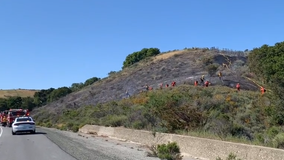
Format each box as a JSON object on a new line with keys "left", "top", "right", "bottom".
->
{"left": 0, "top": 126, "right": 196, "bottom": 160}
{"left": 0, "top": 127, "right": 77, "bottom": 160}
{"left": 41, "top": 127, "right": 197, "bottom": 160}
{"left": 40, "top": 127, "right": 160, "bottom": 160}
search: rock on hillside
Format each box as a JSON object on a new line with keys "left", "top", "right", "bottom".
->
{"left": 32, "top": 48, "right": 258, "bottom": 115}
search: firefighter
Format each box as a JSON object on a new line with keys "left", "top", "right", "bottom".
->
{"left": 2, "top": 115, "right": 7, "bottom": 127}
{"left": 204, "top": 81, "right": 209, "bottom": 87}
{"left": 194, "top": 80, "right": 198, "bottom": 86}
{"left": 236, "top": 83, "right": 240, "bottom": 91}
{"left": 160, "top": 83, "right": 163, "bottom": 89}
{"left": 171, "top": 81, "right": 176, "bottom": 87}
{"left": 260, "top": 86, "right": 266, "bottom": 95}
{"left": 200, "top": 75, "right": 205, "bottom": 83}
{"left": 218, "top": 71, "right": 222, "bottom": 81}
{"left": 125, "top": 90, "right": 130, "bottom": 98}
{"left": 145, "top": 85, "right": 149, "bottom": 91}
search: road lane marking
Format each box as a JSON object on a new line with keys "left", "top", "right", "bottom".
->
{"left": 0, "top": 127, "right": 3, "bottom": 137}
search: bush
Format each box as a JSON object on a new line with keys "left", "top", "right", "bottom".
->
{"left": 123, "top": 48, "right": 160, "bottom": 69}
{"left": 272, "top": 133, "right": 284, "bottom": 149}
{"left": 157, "top": 142, "right": 183, "bottom": 160}
{"left": 147, "top": 142, "right": 183, "bottom": 160}
{"left": 102, "top": 115, "right": 128, "bottom": 127}
{"left": 216, "top": 153, "right": 242, "bottom": 160}
{"left": 44, "top": 121, "right": 52, "bottom": 128}
{"left": 71, "top": 125, "right": 79, "bottom": 132}
{"left": 267, "top": 126, "right": 280, "bottom": 138}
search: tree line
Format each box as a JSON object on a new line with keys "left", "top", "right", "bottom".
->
{"left": 0, "top": 77, "right": 100, "bottom": 111}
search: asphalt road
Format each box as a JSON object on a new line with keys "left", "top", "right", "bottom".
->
{"left": 0, "top": 126, "right": 77, "bottom": 160}
{"left": 0, "top": 126, "right": 197, "bottom": 160}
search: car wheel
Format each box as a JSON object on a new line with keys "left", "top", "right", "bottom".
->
{"left": 31, "top": 130, "right": 36, "bottom": 134}
{"left": 12, "top": 130, "right": 15, "bottom": 135}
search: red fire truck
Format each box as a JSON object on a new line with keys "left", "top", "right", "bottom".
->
{"left": 0, "top": 110, "right": 8, "bottom": 126}
{"left": 6, "top": 109, "right": 30, "bottom": 127}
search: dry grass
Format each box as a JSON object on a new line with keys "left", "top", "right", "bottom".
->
{"left": 153, "top": 50, "right": 187, "bottom": 62}
{"left": 0, "top": 89, "right": 38, "bottom": 98}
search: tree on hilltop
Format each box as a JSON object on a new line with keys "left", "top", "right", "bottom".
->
{"left": 122, "top": 48, "right": 160, "bottom": 69}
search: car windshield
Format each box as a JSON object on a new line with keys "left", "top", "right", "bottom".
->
{"left": 16, "top": 118, "right": 32, "bottom": 122}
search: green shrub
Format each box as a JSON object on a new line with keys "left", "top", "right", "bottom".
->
{"left": 216, "top": 152, "right": 242, "bottom": 160}
{"left": 59, "top": 125, "right": 67, "bottom": 131}
{"left": 45, "top": 121, "right": 52, "bottom": 128}
{"left": 132, "top": 121, "right": 145, "bottom": 129}
{"left": 102, "top": 115, "right": 128, "bottom": 127}
{"left": 272, "top": 133, "right": 284, "bottom": 149}
{"left": 156, "top": 142, "right": 183, "bottom": 160}
{"left": 123, "top": 48, "right": 160, "bottom": 69}
{"left": 71, "top": 125, "right": 79, "bottom": 132}
{"left": 254, "top": 133, "right": 265, "bottom": 144}
{"left": 267, "top": 126, "right": 280, "bottom": 138}
{"left": 66, "top": 122, "right": 74, "bottom": 129}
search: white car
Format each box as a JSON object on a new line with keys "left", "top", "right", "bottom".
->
{"left": 12, "top": 117, "right": 36, "bottom": 135}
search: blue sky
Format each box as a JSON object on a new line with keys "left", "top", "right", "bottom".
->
{"left": 0, "top": 0, "right": 283, "bottom": 90}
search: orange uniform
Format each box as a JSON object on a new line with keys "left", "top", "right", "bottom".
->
{"left": 204, "top": 81, "right": 209, "bottom": 87}
{"left": 194, "top": 81, "right": 198, "bottom": 86}
{"left": 236, "top": 83, "right": 240, "bottom": 91}
{"left": 260, "top": 87, "right": 266, "bottom": 95}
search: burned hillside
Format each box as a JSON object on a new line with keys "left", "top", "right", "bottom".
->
{"left": 32, "top": 48, "right": 258, "bottom": 115}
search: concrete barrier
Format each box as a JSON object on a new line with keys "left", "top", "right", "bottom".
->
{"left": 79, "top": 125, "right": 284, "bottom": 160}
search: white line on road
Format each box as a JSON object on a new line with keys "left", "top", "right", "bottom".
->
{"left": 0, "top": 127, "right": 3, "bottom": 137}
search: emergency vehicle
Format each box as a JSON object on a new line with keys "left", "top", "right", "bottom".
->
{"left": 0, "top": 110, "right": 8, "bottom": 126}
{"left": 6, "top": 109, "right": 30, "bottom": 127}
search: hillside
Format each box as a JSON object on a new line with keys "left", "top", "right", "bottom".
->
{"left": 32, "top": 48, "right": 258, "bottom": 115}
{"left": 0, "top": 89, "right": 38, "bottom": 98}
{"left": 31, "top": 45, "right": 284, "bottom": 149}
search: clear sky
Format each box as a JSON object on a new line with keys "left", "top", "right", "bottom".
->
{"left": 0, "top": 0, "right": 283, "bottom": 90}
